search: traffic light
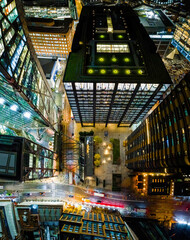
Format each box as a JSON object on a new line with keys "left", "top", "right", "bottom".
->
{"left": 103, "top": 180, "right": 106, "bottom": 188}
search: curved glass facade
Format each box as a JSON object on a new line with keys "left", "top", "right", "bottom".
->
{"left": 0, "top": 0, "right": 58, "bottom": 131}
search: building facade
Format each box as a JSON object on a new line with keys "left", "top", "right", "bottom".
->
{"left": 172, "top": 18, "right": 190, "bottom": 62}
{"left": 27, "top": 18, "right": 75, "bottom": 58}
{"left": 63, "top": 4, "right": 171, "bottom": 127}
{"left": 0, "top": 135, "right": 57, "bottom": 181}
{"left": 144, "top": 0, "right": 180, "bottom": 5}
{"left": 23, "top": 0, "right": 77, "bottom": 20}
{"left": 125, "top": 73, "right": 190, "bottom": 174}
{"left": 0, "top": 201, "right": 19, "bottom": 239}
{"left": 0, "top": 0, "right": 59, "bottom": 142}
{"left": 24, "top": 5, "right": 72, "bottom": 20}
{"left": 59, "top": 206, "right": 134, "bottom": 240}
{"left": 135, "top": 5, "right": 175, "bottom": 58}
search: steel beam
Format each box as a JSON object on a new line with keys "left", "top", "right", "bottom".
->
{"left": 117, "top": 83, "right": 140, "bottom": 127}
{"left": 72, "top": 83, "right": 83, "bottom": 126}
{"left": 105, "top": 83, "right": 118, "bottom": 127}
{"left": 130, "top": 84, "right": 163, "bottom": 126}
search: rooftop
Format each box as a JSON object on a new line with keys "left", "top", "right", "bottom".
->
{"left": 64, "top": 4, "right": 171, "bottom": 84}
{"left": 27, "top": 18, "right": 73, "bottom": 33}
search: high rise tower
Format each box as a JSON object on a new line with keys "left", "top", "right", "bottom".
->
{"left": 63, "top": 4, "right": 171, "bottom": 127}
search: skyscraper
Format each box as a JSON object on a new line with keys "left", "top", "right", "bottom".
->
{"left": 172, "top": 18, "right": 190, "bottom": 62}
{"left": 125, "top": 73, "right": 190, "bottom": 174}
{"left": 0, "top": 0, "right": 59, "bottom": 180}
{"left": 63, "top": 4, "right": 171, "bottom": 127}
{"left": 0, "top": 0, "right": 58, "bottom": 133}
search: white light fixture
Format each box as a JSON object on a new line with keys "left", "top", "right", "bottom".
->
{"left": 104, "top": 149, "right": 109, "bottom": 155}
{"left": 23, "top": 112, "right": 31, "bottom": 119}
{"left": 0, "top": 98, "right": 5, "bottom": 104}
{"left": 10, "top": 104, "right": 18, "bottom": 111}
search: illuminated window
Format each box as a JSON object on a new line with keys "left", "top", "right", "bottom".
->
{"left": 97, "top": 44, "right": 130, "bottom": 53}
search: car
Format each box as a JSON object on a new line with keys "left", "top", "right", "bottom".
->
{"left": 97, "top": 200, "right": 102, "bottom": 203}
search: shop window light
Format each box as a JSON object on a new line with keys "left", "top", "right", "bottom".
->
{"left": 10, "top": 104, "right": 18, "bottom": 111}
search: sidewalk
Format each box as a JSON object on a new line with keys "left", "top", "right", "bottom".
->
{"left": 75, "top": 123, "right": 132, "bottom": 190}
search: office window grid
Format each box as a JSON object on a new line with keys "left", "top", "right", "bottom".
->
{"left": 126, "top": 75, "right": 190, "bottom": 172}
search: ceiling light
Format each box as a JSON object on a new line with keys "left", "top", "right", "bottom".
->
{"left": 23, "top": 112, "right": 31, "bottom": 119}
{"left": 10, "top": 105, "right": 18, "bottom": 111}
{"left": 0, "top": 98, "right": 5, "bottom": 104}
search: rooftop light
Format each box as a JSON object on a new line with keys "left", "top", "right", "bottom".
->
{"left": 10, "top": 105, "right": 18, "bottom": 111}
{"left": 118, "top": 35, "right": 123, "bottom": 39}
{"left": 111, "top": 57, "right": 117, "bottom": 62}
{"left": 100, "top": 35, "right": 105, "bottom": 39}
{"left": 124, "top": 57, "right": 130, "bottom": 63}
{"left": 138, "top": 69, "right": 143, "bottom": 75}
{"left": 23, "top": 112, "right": 31, "bottom": 119}
{"left": 125, "top": 69, "right": 131, "bottom": 75}
{"left": 113, "top": 69, "right": 119, "bottom": 74}
{"left": 99, "top": 57, "right": 104, "bottom": 62}
{"left": 0, "top": 98, "right": 5, "bottom": 104}
{"left": 88, "top": 69, "right": 94, "bottom": 74}
{"left": 100, "top": 69, "right": 106, "bottom": 74}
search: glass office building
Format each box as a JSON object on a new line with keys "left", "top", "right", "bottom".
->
{"left": 172, "top": 18, "right": 190, "bottom": 62}
{"left": 145, "top": 0, "right": 180, "bottom": 5}
{"left": 125, "top": 73, "right": 190, "bottom": 174}
{"left": 135, "top": 5, "right": 175, "bottom": 58}
{"left": 0, "top": 0, "right": 58, "bottom": 134}
{"left": 0, "top": 134, "right": 57, "bottom": 181}
{"left": 63, "top": 5, "right": 171, "bottom": 127}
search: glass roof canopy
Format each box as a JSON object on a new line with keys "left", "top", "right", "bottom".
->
{"left": 64, "top": 5, "right": 171, "bottom": 127}
{"left": 0, "top": 74, "right": 48, "bottom": 130}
